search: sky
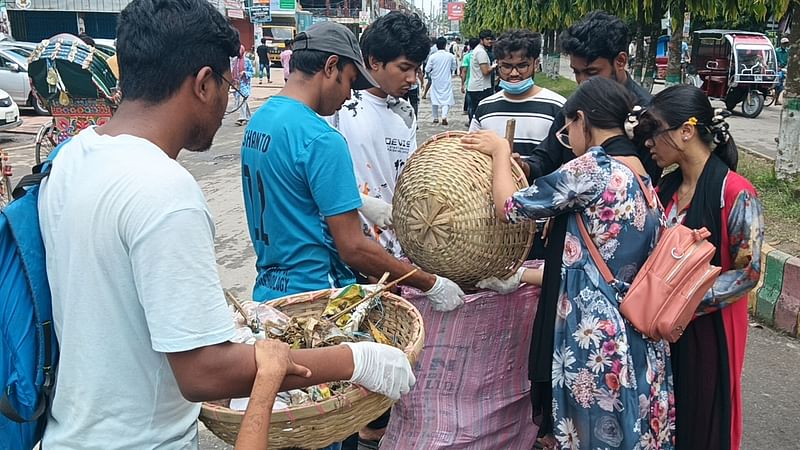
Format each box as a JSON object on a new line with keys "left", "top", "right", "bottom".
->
{"left": 413, "top": 0, "right": 441, "bottom": 16}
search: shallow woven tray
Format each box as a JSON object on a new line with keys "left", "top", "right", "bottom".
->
{"left": 199, "top": 290, "right": 425, "bottom": 449}
{"left": 393, "top": 131, "right": 535, "bottom": 287}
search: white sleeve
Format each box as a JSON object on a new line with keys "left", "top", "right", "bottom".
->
{"left": 129, "top": 207, "right": 235, "bottom": 353}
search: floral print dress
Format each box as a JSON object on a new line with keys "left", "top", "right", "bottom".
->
{"left": 505, "top": 148, "right": 676, "bottom": 449}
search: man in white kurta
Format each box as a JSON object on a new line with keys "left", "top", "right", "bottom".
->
{"left": 425, "top": 37, "right": 457, "bottom": 125}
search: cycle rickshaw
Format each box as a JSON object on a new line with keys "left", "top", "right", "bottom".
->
{"left": 28, "top": 34, "right": 119, "bottom": 164}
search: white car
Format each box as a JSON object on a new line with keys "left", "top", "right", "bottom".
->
{"left": 0, "top": 45, "right": 50, "bottom": 115}
{"left": 0, "top": 87, "right": 22, "bottom": 131}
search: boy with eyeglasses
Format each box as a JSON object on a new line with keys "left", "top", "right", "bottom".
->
{"left": 469, "top": 30, "right": 565, "bottom": 158}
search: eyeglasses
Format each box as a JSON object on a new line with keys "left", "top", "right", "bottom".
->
{"left": 556, "top": 120, "right": 572, "bottom": 149}
{"left": 498, "top": 62, "right": 532, "bottom": 75}
{"left": 646, "top": 124, "right": 682, "bottom": 143}
{"left": 212, "top": 70, "right": 250, "bottom": 116}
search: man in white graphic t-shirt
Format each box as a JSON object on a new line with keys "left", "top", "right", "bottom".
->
{"left": 330, "top": 12, "right": 431, "bottom": 258}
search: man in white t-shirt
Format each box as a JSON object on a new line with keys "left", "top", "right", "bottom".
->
{"left": 330, "top": 12, "right": 431, "bottom": 258}
{"left": 37, "top": 2, "right": 415, "bottom": 449}
{"left": 467, "top": 29, "right": 495, "bottom": 121}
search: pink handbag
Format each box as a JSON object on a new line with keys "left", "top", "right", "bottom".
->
{"left": 576, "top": 159, "right": 721, "bottom": 342}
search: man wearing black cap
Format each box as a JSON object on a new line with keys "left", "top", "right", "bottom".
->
{"left": 241, "top": 22, "right": 465, "bottom": 311}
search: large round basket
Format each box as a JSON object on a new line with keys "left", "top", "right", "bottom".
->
{"left": 199, "top": 290, "right": 425, "bottom": 449}
{"left": 393, "top": 131, "right": 535, "bottom": 287}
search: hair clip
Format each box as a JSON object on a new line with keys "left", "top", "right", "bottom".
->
{"left": 687, "top": 117, "right": 698, "bottom": 126}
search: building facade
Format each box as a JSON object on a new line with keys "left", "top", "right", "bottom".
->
{"left": 6, "top": 0, "right": 225, "bottom": 43}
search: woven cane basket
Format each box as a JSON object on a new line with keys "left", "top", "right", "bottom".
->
{"left": 393, "top": 131, "right": 535, "bottom": 287}
{"left": 199, "top": 290, "right": 425, "bottom": 449}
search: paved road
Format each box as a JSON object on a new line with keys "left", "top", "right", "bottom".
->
{"left": 2, "top": 70, "right": 797, "bottom": 449}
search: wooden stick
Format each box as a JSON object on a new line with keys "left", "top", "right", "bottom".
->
{"left": 328, "top": 269, "right": 419, "bottom": 322}
{"left": 505, "top": 118, "right": 516, "bottom": 151}
{"left": 505, "top": 118, "right": 527, "bottom": 185}
{"left": 225, "top": 290, "right": 260, "bottom": 333}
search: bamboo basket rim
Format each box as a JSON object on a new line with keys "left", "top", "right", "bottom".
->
{"left": 200, "top": 288, "right": 424, "bottom": 431}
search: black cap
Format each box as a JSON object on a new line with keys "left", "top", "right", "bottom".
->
{"left": 292, "top": 21, "right": 378, "bottom": 90}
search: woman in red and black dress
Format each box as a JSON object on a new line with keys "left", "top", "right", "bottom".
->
{"left": 639, "top": 84, "right": 765, "bottom": 450}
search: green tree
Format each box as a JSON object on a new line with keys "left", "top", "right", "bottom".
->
{"left": 776, "top": 3, "right": 800, "bottom": 180}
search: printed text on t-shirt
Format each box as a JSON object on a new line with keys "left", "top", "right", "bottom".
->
{"left": 243, "top": 129, "right": 272, "bottom": 153}
{"left": 242, "top": 163, "right": 270, "bottom": 245}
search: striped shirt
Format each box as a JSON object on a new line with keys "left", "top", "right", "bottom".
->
{"left": 469, "top": 87, "right": 566, "bottom": 157}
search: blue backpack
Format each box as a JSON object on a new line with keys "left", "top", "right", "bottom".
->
{"left": 0, "top": 147, "right": 62, "bottom": 450}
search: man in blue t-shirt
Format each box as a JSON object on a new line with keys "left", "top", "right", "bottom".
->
{"left": 241, "top": 22, "right": 464, "bottom": 311}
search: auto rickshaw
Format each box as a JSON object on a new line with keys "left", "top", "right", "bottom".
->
{"left": 27, "top": 34, "right": 119, "bottom": 163}
{"left": 688, "top": 29, "right": 779, "bottom": 118}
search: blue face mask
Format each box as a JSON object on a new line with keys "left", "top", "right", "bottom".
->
{"left": 499, "top": 77, "right": 535, "bottom": 95}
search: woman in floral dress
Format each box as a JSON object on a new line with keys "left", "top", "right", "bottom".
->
{"left": 463, "top": 77, "right": 675, "bottom": 449}
{"left": 639, "top": 85, "right": 764, "bottom": 450}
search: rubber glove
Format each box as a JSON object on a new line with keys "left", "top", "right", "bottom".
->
{"left": 424, "top": 275, "right": 465, "bottom": 312}
{"left": 476, "top": 267, "right": 526, "bottom": 295}
{"left": 359, "top": 194, "right": 393, "bottom": 229}
{"left": 342, "top": 342, "right": 416, "bottom": 400}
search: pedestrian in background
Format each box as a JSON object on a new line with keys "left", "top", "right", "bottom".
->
{"left": 466, "top": 30, "right": 495, "bottom": 122}
{"left": 775, "top": 37, "right": 789, "bottom": 105}
{"left": 641, "top": 84, "right": 764, "bottom": 450}
{"left": 425, "top": 37, "right": 457, "bottom": 126}
{"left": 280, "top": 39, "right": 293, "bottom": 83}
{"left": 256, "top": 37, "right": 272, "bottom": 84}
{"left": 231, "top": 44, "right": 253, "bottom": 126}
{"left": 460, "top": 37, "right": 479, "bottom": 125}
{"left": 452, "top": 36, "right": 464, "bottom": 74}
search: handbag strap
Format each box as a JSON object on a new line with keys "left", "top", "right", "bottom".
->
{"left": 574, "top": 156, "right": 657, "bottom": 285}
{"left": 613, "top": 156, "right": 657, "bottom": 209}
{"left": 575, "top": 215, "right": 615, "bottom": 284}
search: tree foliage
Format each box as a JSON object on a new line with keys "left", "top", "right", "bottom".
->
{"left": 461, "top": 0, "right": 790, "bottom": 40}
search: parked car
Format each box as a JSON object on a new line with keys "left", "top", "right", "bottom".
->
{"left": 0, "top": 40, "right": 37, "bottom": 51}
{"left": 0, "top": 46, "right": 49, "bottom": 115}
{"left": 0, "top": 87, "right": 22, "bottom": 131}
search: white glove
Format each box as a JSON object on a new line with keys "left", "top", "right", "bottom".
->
{"left": 475, "top": 267, "right": 526, "bottom": 295}
{"left": 343, "top": 342, "right": 416, "bottom": 400}
{"left": 359, "top": 194, "right": 393, "bottom": 229}
{"left": 424, "top": 276, "right": 465, "bottom": 312}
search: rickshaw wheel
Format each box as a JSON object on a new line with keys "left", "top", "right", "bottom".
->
{"left": 35, "top": 122, "right": 57, "bottom": 165}
{"left": 741, "top": 90, "right": 765, "bottom": 119}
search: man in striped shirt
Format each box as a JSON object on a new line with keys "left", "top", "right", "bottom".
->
{"left": 469, "top": 30, "right": 565, "bottom": 261}
{"left": 469, "top": 30, "right": 565, "bottom": 157}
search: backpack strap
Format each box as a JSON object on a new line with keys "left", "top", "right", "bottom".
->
{"left": 11, "top": 147, "right": 61, "bottom": 200}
